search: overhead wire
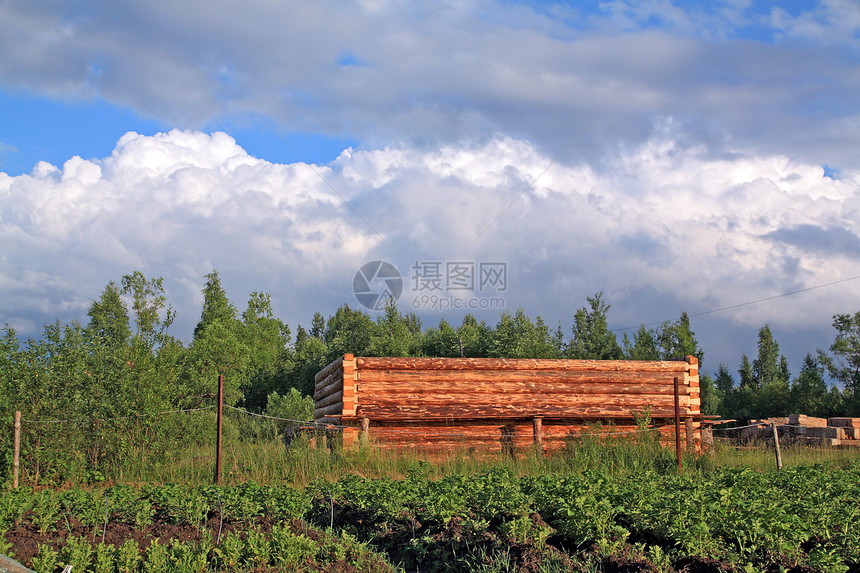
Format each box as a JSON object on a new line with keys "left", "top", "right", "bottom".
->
{"left": 614, "top": 273, "right": 860, "bottom": 332}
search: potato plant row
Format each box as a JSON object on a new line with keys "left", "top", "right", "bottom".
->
{"left": 2, "top": 462, "right": 859, "bottom": 572}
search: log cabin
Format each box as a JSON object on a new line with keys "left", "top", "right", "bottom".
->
{"left": 313, "top": 354, "right": 702, "bottom": 455}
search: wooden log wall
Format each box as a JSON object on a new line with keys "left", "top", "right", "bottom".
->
{"left": 313, "top": 355, "right": 347, "bottom": 424}
{"left": 313, "top": 355, "right": 701, "bottom": 455}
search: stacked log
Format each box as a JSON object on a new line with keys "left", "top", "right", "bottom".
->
{"left": 738, "top": 416, "right": 860, "bottom": 446}
{"left": 353, "top": 357, "right": 699, "bottom": 419}
{"left": 829, "top": 418, "right": 860, "bottom": 440}
{"left": 313, "top": 355, "right": 701, "bottom": 455}
{"left": 313, "top": 355, "right": 348, "bottom": 424}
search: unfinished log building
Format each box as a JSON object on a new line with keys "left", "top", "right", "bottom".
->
{"left": 313, "top": 354, "right": 702, "bottom": 454}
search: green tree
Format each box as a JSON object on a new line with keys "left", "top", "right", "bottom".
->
{"left": 422, "top": 318, "right": 462, "bottom": 357}
{"left": 310, "top": 311, "right": 326, "bottom": 339}
{"left": 657, "top": 312, "right": 703, "bottom": 364}
{"left": 264, "top": 389, "right": 314, "bottom": 437}
{"left": 789, "top": 353, "right": 830, "bottom": 417}
{"left": 193, "top": 270, "right": 238, "bottom": 339}
{"left": 186, "top": 270, "right": 247, "bottom": 406}
{"left": 735, "top": 355, "right": 759, "bottom": 419}
{"left": 291, "top": 329, "right": 329, "bottom": 396}
{"left": 86, "top": 281, "right": 131, "bottom": 347}
{"left": 490, "top": 309, "right": 560, "bottom": 359}
{"left": 752, "top": 325, "right": 787, "bottom": 388}
{"left": 368, "top": 300, "right": 420, "bottom": 357}
{"left": 121, "top": 271, "right": 172, "bottom": 345}
{"left": 713, "top": 363, "right": 736, "bottom": 416}
{"left": 566, "top": 292, "right": 622, "bottom": 360}
{"left": 699, "top": 372, "right": 720, "bottom": 415}
{"left": 752, "top": 325, "right": 791, "bottom": 417}
{"left": 323, "top": 304, "right": 374, "bottom": 360}
{"left": 738, "top": 355, "right": 755, "bottom": 390}
{"left": 622, "top": 325, "right": 659, "bottom": 360}
{"left": 456, "top": 314, "right": 492, "bottom": 357}
{"left": 239, "top": 291, "right": 292, "bottom": 411}
{"left": 0, "top": 327, "right": 24, "bottom": 412}
{"left": 827, "top": 311, "right": 860, "bottom": 414}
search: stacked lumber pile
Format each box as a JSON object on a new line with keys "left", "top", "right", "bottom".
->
{"left": 313, "top": 354, "right": 702, "bottom": 455}
{"left": 782, "top": 415, "right": 860, "bottom": 446}
{"left": 735, "top": 415, "right": 860, "bottom": 446}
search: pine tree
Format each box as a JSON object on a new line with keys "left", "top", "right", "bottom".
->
{"left": 790, "top": 353, "right": 830, "bottom": 417}
{"left": 187, "top": 270, "right": 247, "bottom": 406}
{"left": 566, "top": 292, "right": 622, "bottom": 360}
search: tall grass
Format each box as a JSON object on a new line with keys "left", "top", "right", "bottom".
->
{"left": 10, "top": 408, "right": 860, "bottom": 488}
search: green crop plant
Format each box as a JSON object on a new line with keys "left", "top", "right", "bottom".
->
{"left": 115, "top": 538, "right": 142, "bottom": 573}
{"left": 92, "top": 542, "right": 116, "bottom": 573}
{"left": 30, "top": 544, "right": 59, "bottom": 573}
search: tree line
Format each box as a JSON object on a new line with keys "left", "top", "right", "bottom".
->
{"left": 2, "top": 270, "right": 859, "bottom": 480}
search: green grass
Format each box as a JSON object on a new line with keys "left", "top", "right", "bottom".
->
{"left": 8, "top": 408, "right": 860, "bottom": 488}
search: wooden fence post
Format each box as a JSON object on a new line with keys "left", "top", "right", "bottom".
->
{"left": 360, "top": 417, "right": 370, "bottom": 447}
{"left": 685, "top": 418, "right": 695, "bottom": 451}
{"left": 771, "top": 422, "right": 783, "bottom": 470}
{"left": 673, "top": 377, "right": 682, "bottom": 472}
{"left": 215, "top": 374, "right": 223, "bottom": 485}
{"left": 701, "top": 423, "right": 714, "bottom": 453}
{"left": 533, "top": 417, "right": 543, "bottom": 454}
{"left": 13, "top": 411, "right": 21, "bottom": 489}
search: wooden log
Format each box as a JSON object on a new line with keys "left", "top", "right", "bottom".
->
{"left": 314, "top": 370, "right": 343, "bottom": 398}
{"left": 314, "top": 356, "right": 345, "bottom": 384}
{"left": 352, "top": 403, "right": 696, "bottom": 419}
{"left": 357, "top": 394, "right": 691, "bottom": 409}
{"left": 807, "top": 426, "right": 844, "bottom": 439}
{"left": 358, "top": 382, "right": 692, "bottom": 398}
{"left": 355, "top": 369, "right": 688, "bottom": 385}
{"left": 355, "top": 357, "right": 690, "bottom": 373}
{"left": 342, "top": 357, "right": 356, "bottom": 415}
{"left": 789, "top": 414, "right": 828, "bottom": 427}
{"left": 828, "top": 417, "right": 860, "bottom": 428}
{"left": 316, "top": 389, "right": 344, "bottom": 409}
{"left": 313, "top": 374, "right": 343, "bottom": 401}
{"left": 314, "top": 365, "right": 343, "bottom": 391}
{"left": 315, "top": 402, "right": 344, "bottom": 418}
{"left": 362, "top": 422, "right": 645, "bottom": 435}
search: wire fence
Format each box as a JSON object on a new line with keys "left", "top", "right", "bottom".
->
{"left": 13, "top": 403, "right": 690, "bottom": 438}
{"left": 10, "top": 402, "right": 846, "bottom": 490}
{"left": 20, "top": 406, "right": 216, "bottom": 424}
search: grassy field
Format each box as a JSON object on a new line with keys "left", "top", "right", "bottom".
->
{"left": 5, "top": 414, "right": 860, "bottom": 572}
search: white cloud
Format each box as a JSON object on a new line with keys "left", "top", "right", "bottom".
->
{"left": 1, "top": 127, "right": 858, "bottom": 370}
{"left": 771, "top": 0, "right": 860, "bottom": 45}
{"left": 1, "top": 1, "right": 858, "bottom": 172}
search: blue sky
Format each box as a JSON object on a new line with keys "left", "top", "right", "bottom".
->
{"left": 0, "top": 91, "right": 357, "bottom": 175}
{"left": 1, "top": 0, "right": 859, "bottom": 378}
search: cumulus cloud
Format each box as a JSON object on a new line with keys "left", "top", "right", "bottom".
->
{"left": 2, "top": 128, "right": 859, "bottom": 373}
{"left": 1, "top": 1, "right": 858, "bottom": 170}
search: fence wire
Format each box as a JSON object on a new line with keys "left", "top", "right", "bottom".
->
{"left": 20, "top": 406, "right": 215, "bottom": 424}
{"left": 13, "top": 402, "right": 719, "bottom": 442}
